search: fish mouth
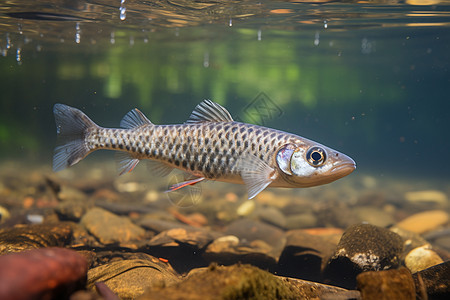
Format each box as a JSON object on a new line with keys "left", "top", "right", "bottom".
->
{"left": 331, "top": 162, "right": 356, "bottom": 176}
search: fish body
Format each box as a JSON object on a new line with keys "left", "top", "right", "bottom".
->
{"left": 53, "top": 100, "right": 356, "bottom": 199}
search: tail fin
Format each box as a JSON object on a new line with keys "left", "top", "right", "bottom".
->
{"left": 53, "top": 104, "right": 98, "bottom": 172}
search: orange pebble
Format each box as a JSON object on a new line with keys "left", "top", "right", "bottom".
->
{"left": 23, "top": 196, "right": 34, "bottom": 209}
{"left": 270, "top": 9, "right": 293, "bottom": 14}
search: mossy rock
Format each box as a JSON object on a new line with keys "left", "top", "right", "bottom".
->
{"left": 139, "top": 264, "right": 301, "bottom": 300}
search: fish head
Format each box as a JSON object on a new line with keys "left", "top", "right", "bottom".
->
{"left": 276, "top": 142, "right": 356, "bottom": 187}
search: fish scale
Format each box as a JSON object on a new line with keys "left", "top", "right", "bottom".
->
{"left": 87, "top": 122, "right": 289, "bottom": 181}
{"left": 53, "top": 99, "right": 356, "bottom": 199}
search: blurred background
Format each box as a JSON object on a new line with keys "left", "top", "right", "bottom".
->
{"left": 0, "top": 0, "right": 449, "bottom": 183}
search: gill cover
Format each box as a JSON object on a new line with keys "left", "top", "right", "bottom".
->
{"left": 276, "top": 144, "right": 296, "bottom": 175}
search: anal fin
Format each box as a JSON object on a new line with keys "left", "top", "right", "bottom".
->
{"left": 116, "top": 152, "right": 140, "bottom": 175}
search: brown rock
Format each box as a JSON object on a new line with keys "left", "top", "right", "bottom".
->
{"left": 324, "top": 223, "right": 403, "bottom": 289}
{"left": 0, "top": 223, "right": 73, "bottom": 254}
{"left": 138, "top": 218, "right": 194, "bottom": 233}
{"left": 87, "top": 259, "right": 179, "bottom": 300}
{"left": 285, "top": 213, "right": 318, "bottom": 229}
{"left": 139, "top": 264, "right": 359, "bottom": 300}
{"left": 147, "top": 227, "right": 221, "bottom": 249}
{"left": 203, "top": 235, "right": 278, "bottom": 272}
{"left": 225, "top": 219, "right": 286, "bottom": 259}
{"left": 412, "top": 260, "right": 450, "bottom": 299}
{"left": 404, "top": 190, "right": 448, "bottom": 205}
{"left": 353, "top": 206, "right": 395, "bottom": 228}
{"left": 0, "top": 247, "right": 87, "bottom": 300}
{"left": 256, "top": 206, "right": 286, "bottom": 228}
{"left": 357, "top": 267, "right": 415, "bottom": 300}
{"left": 56, "top": 199, "right": 92, "bottom": 221}
{"left": 139, "top": 264, "right": 297, "bottom": 300}
{"left": 396, "top": 210, "right": 449, "bottom": 234}
{"left": 390, "top": 226, "right": 430, "bottom": 256}
{"left": 81, "top": 207, "right": 145, "bottom": 244}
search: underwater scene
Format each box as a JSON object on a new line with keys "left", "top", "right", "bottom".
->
{"left": 0, "top": 0, "right": 449, "bottom": 299}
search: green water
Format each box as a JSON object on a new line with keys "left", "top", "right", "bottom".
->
{"left": 1, "top": 0, "right": 450, "bottom": 182}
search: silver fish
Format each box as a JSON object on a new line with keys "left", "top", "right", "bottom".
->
{"left": 53, "top": 100, "right": 356, "bottom": 199}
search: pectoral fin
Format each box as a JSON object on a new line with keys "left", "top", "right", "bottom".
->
{"left": 237, "top": 154, "right": 278, "bottom": 199}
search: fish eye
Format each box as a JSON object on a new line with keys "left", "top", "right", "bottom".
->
{"left": 306, "top": 147, "right": 326, "bottom": 167}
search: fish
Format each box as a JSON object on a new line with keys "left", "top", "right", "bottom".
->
{"left": 53, "top": 100, "right": 356, "bottom": 199}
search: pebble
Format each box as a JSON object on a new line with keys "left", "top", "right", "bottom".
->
{"left": 0, "top": 247, "right": 87, "bottom": 300}
{"left": 0, "top": 205, "right": 10, "bottom": 223}
{"left": 236, "top": 199, "right": 255, "bottom": 216}
{"left": 404, "top": 190, "right": 448, "bottom": 205}
{"left": 405, "top": 245, "right": 443, "bottom": 273}
{"left": 357, "top": 267, "right": 415, "bottom": 300}
{"left": 255, "top": 191, "right": 291, "bottom": 208}
{"left": 315, "top": 200, "right": 360, "bottom": 228}
{"left": 144, "top": 190, "right": 160, "bottom": 202}
{"left": 389, "top": 226, "right": 430, "bottom": 256}
{"left": 257, "top": 206, "right": 286, "bottom": 228}
{"left": 58, "top": 185, "right": 88, "bottom": 202}
{"left": 396, "top": 210, "right": 449, "bottom": 234}
{"left": 185, "top": 212, "right": 209, "bottom": 226}
{"left": 56, "top": 199, "right": 92, "bottom": 221}
{"left": 147, "top": 227, "right": 221, "bottom": 249}
{"left": 225, "top": 219, "right": 286, "bottom": 258}
{"left": 353, "top": 206, "right": 395, "bottom": 227}
{"left": 114, "top": 181, "right": 145, "bottom": 193}
{"left": 81, "top": 207, "right": 146, "bottom": 244}
{"left": 87, "top": 258, "right": 179, "bottom": 300}
{"left": 285, "top": 212, "right": 318, "bottom": 229}
{"left": 138, "top": 218, "right": 195, "bottom": 233}
{"left": 204, "top": 235, "right": 278, "bottom": 271}
{"left": 324, "top": 223, "right": 403, "bottom": 289}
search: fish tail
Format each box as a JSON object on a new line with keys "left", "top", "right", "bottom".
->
{"left": 53, "top": 104, "right": 98, "bottom": 172}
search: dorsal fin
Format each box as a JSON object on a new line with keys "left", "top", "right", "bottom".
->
{"left": 185, "top": 99, "right": 234, "bottom": 124}
{"left": 120, "top": 108, "right": 153, "bottom": 129}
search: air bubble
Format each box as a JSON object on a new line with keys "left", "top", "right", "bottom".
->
{"left": 75, "top": 22, "right": 81, "bottom": 44}
{"left": 6, "top": 33, "right": 11, "bottom": 49}
{"left": 16, "top": 48, "right": 21, "bottom": 64}
{"left": 314, "top": 31, "right": 320, "bottom": 46}
{"left": 120, "top": 0, "right": 127, "bottom": 21}
{"left": 203, "top": 51, "right": 209, "bottom": 68}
